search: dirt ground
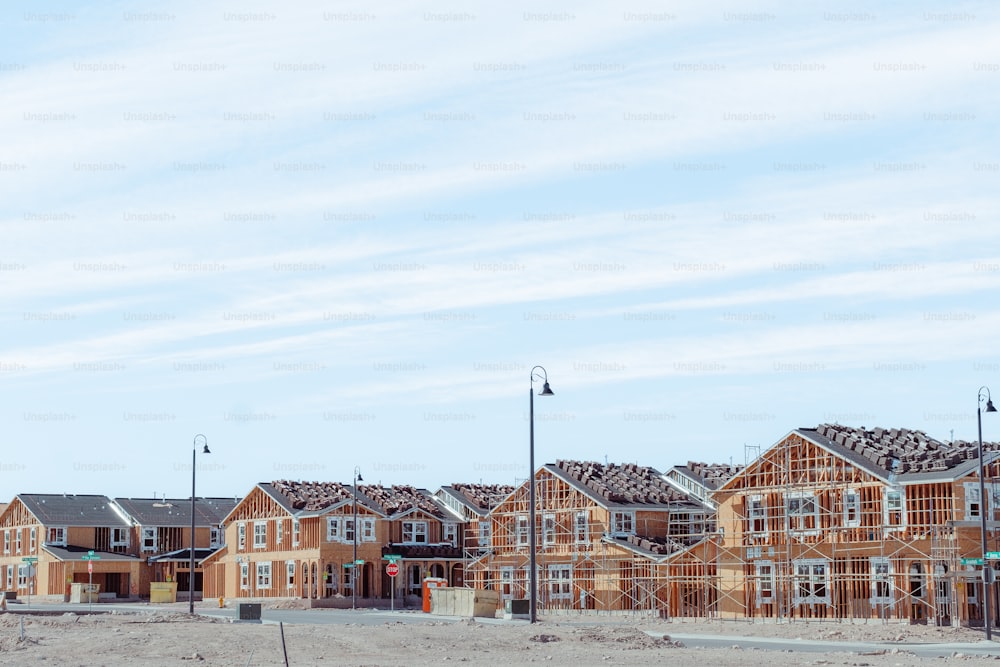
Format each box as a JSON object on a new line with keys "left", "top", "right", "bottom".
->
{"left": 1, "top": 609, "right": 999, "bottom": 666}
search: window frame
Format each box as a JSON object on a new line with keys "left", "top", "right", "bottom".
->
{"left": 786, "top": 493, "right": 819, "bottom": 535}
{"left": 792, "top": 558, "right": 830, "bottom": 604}
{"left": 548, "top": 563, "right": 572, "bottom": 600}
{"left": 844, "top": 489, "right": 860, "bottom": 528}
{"left": 542, "top": 513, "right": 556, "bottom": 546}
{"left": 256, "top": 562, "right": 271, "bottom": 589}
{"left": 142, "top": 527, "right": 157, "bottom": 552}
{"left": 755, "top": 559, "right": 775, "bottom": 604}
{"left": 575, "top": 511, "right": 589, "bottom": 544}
{"left": 748, "top": 495, "right": 768, "bottom": 534}
{"left": 870, "top": 556, "right": 892, "bottom": 603}
{"left": 402, "top": 520, "right": 427, "bottom": 544}
{"left": 610, "top": 511, "right": 635, "bottom": 537}
{"left": 883, "top": 488, "right": 905, "bottom": 529}
{"left": 515, "top": 515, "right": 529, "bottom": 546}
{"left": 253, "top": 521, "right": 267, "bottom": 549}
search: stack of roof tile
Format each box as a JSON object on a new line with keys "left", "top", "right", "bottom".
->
{"left": 685, "top": 461, "right": 743, "bottom": 488}
{"left": 271, "top": 480, "right": 350, "bottom": 511}
{"left": 814, "top": 424, "right": 1000, "bottom": 474}
{"left": 360, "top": 485, "right": 443, "bottom": 517}
{"left": 620, "top": 533, "right": 684, "bottom": 555}
{"left": 555, "top": 460, "right": 686, "bottom": 504}
{"left": 450, "top": 483, "right": 514, "bottom": 512}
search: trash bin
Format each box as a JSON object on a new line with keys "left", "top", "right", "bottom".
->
{"left": 149, "top": 581, "right": 178, "bottom": 603}
{"left": 421, "top": 577, "right": 448, "bottom": 613}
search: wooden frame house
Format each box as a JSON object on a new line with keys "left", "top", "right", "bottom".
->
{"left": 112, "top": 496, "right": 237, "bottom": 599}
{"left": 468, "top": 460, "right": 716, "bottom": 613}
{"left": 0, "top": 494, "right": 140, "bottom": 601}
{"left": 712, "top": 424, "right": 1000, "bottom": 626}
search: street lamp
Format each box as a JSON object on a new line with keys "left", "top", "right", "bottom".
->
{"left": 352, "top": 467, "right": 363, "bottom": 610}
{"left": 978, "top": 387, "right": 997, "bottom": 639}
{"left": 529, "top": 366, "right": 554, "bottom": 624}
{"left": 190, "top": 434, "right": 210, "bottom": 615}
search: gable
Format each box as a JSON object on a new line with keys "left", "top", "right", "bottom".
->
{"left": 0, "top": 498, "right": 37, "bottom": 528}
{"left": 226, "top": 486, "right": 292, "bottom": 523}
{"left": 720, "top": 430, "right": 884, "bottom": 494}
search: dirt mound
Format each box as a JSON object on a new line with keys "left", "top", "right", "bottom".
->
{"left": 572, "top": 626, "right": 678, "bottom": 649}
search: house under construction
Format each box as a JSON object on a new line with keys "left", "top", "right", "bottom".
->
{"left": 463, "top": 423, "right": 1000, "bottom": 627}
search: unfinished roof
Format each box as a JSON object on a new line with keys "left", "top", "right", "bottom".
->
{"left": 605, "top": 533, "right": 686, "bottom": 557}
{"left": 549, "top": 460, "right": 695, "bottom": 506}
{"left": 113, "top": 497, "right": 239, "bottom": 527}
{"left": 440, "top": 483, "right": 515, "bottom": 516}
{"left": 806, "top": 423, "right": 1000, "bottom": 476}
{"left": 671, "top": 461, "right": 743, "bottom": 490}
{"left": 16, "top": 494, "right": 129, "bottom": 527}
{"left": 266, "top": 480, "right": 352, "bottom": 512}
{"left": 359, "top": 485, "right": 443, "bottom": 518}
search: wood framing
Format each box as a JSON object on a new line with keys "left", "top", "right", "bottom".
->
{"left": 712, "top": 424, "right": 1000, "bottom": 626}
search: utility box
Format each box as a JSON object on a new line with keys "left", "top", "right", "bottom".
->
{"left": 504, "top": 598, "right": 529, "bottom": 620}
{"left": 70, "top": 583, "right": 100, "bottom": 604}
{"left": 149, "top": 581, "right": 178, "bottom": 603}
{"left": 238, "top": 603, "right": 262, "bottom": 622}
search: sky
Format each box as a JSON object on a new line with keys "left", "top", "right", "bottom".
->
{"left": 2, "top": 1, "right": 999, "bottom": 501}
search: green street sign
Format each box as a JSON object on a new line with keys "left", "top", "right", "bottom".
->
{"left": 963, "top": 558, "right": 985, "bottom": 565}
{"left": 355, "top": 559, "right": 364, "bottom": 565}
{"left": 81, "top": 551, "right": 101, "bottom": 561}
{"left": 343, "top": 563, "right": 354, "bottom": 569}
{"left": 987, "top": 552, "right": 1000, "bottom": 560}
{"left": 382, "top": 554, "right": 403, "bottom": 562}
{"left": 21, "top": 557, "right": 38, "bottom": 563}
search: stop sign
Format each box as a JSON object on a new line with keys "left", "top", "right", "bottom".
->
{"left": 386, "top": 563, "right": 399, "bottom": 577}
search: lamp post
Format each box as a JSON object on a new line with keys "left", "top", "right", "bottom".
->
{"left": 978, "top": 387, "right": 997, "bottom": 639}
{"left": 352, "top": 466, "right": 363, "bottom": 610}
{"left": 190, "top": 434, "right": 210, "bottom": 615}
{"left": 529, "top": 366, "right": 554, "bottom": 624}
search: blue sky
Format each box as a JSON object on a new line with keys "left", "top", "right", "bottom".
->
{"left": 2, "top": 1, "right": 999, "bottom": 499}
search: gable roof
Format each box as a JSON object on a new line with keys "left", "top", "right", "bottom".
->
{"left": 42, "top": 544, "right": 141, "bottom": 562}
{"left": 16, "top": 494, "right": 129, "bottom": 527}
{"left": 665, "top": 461, "right": 743, "bottom": 508}
{"left": 437, "top": 483, "right": 515, "bottom": 519}
{"left": 264, "top": 480, "right": 353, "bottom": 512}
{"left": 546, "top": 460, "right": 709, "bottom": 510}
{"left": 721, "top": 424, "right": 1000, "bottom": 491}
{"left": 804, "top": 424, "right": 1000, "bottom": 481}
{"left": 113, "top": 497, "right": 239, "bottom": 527}
{"left": 359, "top": 484, "right": 445, "bottom": 518}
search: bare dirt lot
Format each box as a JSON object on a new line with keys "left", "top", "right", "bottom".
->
{"left": 2, "top": 609, "right": 999, "bottom": 666}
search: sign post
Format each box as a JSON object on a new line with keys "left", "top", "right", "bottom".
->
{"left": 383, "top": 555, "right": 402, "bottom": 612}
{"left": 21, "top": 557, "right": 37, "bottom": 608}
{"left": 81, "top": 550, "right": 101, "bottom": 613}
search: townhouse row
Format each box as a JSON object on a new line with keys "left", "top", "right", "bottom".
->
{"left": 5, "top": 422, "right": 1000, "bottom": 627}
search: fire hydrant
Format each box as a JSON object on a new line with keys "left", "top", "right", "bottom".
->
{"left": 219, "top": 597, "right": 225, "bottom": 608}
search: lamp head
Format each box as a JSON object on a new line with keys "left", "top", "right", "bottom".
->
{"left": 202, "top": 444, "right": 211, "bottom": 454}
{"left": 356, "top": 472, "right": 364, "bottom": 482}
{"left": 988, "top": 399, "right": 998, "bottom": 414}
{"left": 538, "top": 382, "right": 554, "bottom": 397}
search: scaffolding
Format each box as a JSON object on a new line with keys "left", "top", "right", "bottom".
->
{"left": 714, "top": 430, "right": 986, "bottom": 624}
{"left": 464, "top": 463, "right": 713, "bottom": 615}
{"left": 463, "top": 431, "right": 1000, "bottom": 626}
